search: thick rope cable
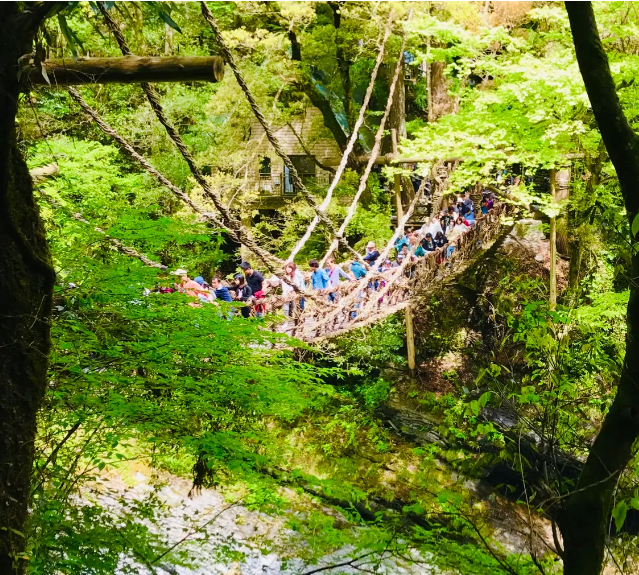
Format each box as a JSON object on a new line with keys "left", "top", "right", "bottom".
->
{"left": 319, "top": 33, "right": 408, "bottom": 268}
{"left": 308, "top": 166, "right": 451, "bottom": 334}
{"left": 311, "top": 199, "right": 505, "bottom": 339}
{"left": 66, "top": 87, "right": 283, "bottom": 272}
{"left": 286, "top": 12, "right": 393, "bottom": 262}
{"left": 376, "top": 175, "right": 429, "bottom": 265}
{"left": 98, "top": 3, "right": 279, "bottom": 268}
{"left": 346, "top": 169, "right": 462, "bottom": 322}
{"left": 311, "top": 173, "right": 428, "bottom": 333}
{"left": 201, "top": 1, "right": 361, "bottom": 262}
{"left": 39, "top": 190, "right": 167, "bottom": 269}
{"left": 331, "top": 204, "right": 505, "bottom": 336}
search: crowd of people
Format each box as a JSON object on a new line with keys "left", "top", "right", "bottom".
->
{"left": 153, "top": 190, "right": 497, "bottom": 321}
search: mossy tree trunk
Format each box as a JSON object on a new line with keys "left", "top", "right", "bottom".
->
{"left": 568, "top": 143, "right": 604, "bottom": 291}
{"left": 561, "top": 4, "right": 639, "bottom": 574}
{"left": 0, "top": 5, "right": 54, "bottom": 573}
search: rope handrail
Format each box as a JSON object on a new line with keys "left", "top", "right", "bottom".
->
{"left": 97, "top": 3, "right": 284, "bottom": 273}
{"left": 287, "top": 11, "right": 394, "bottom": 262}
{"left": 319, "top": 30, "right": 409, "bottom": 267}
{"left": 201, "top": 1, "right": 362, "bottom": 262}
{"left": 66, "top": 88, "right": 285, "bottom": 273}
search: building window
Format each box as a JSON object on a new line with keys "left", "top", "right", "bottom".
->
{"left": 260, "top": 157, "right": 271, "bottom": 176}
{"left": 259, "top": 157, "right": 278, "bottom": 194}
{"left": 284, "top": 155, "right": 316, "bottom": 194}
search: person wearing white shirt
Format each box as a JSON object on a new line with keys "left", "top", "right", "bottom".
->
{"left": 281, "top": 262, "right": 306, "bottom": 316}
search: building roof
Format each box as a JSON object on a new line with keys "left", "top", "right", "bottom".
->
{"left": 250, "top": 107, "right": 342, "bottom": 164}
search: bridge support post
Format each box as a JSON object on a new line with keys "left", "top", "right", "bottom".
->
{"left": 391, "top": 129, "right": 404, "bottom": 223}
{"left": 549, "top": 168, "right": 557, "bottom": 311}
{"left": 406, "top": 307, "right": 417, "bottom": 376}
{"left": 391, "top": 129, "right": 416, "bottom": 375}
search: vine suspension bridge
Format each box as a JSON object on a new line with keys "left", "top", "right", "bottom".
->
{"left": 32, "top": 3, "right": 514, "bottom": 345}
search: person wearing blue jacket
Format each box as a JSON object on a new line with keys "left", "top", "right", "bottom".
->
{"left": 309, "top": 259, "right": 330, "bottom": 290}
{"left": 394, "top": 233, "right": 410, "bottom": 252}
{"left": 210, "top": 276, "right": 233, "bottom": 302}
{"left": 348, "top": 260, "right": 368, "bottom": 280}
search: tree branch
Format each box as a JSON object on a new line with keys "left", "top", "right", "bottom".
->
{"left": 303, "top": 552, "right": 377, "bottom": 575}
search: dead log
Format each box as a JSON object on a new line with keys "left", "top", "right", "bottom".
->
{"left": 29, "top": 55, "right": 225, "bottom": 86}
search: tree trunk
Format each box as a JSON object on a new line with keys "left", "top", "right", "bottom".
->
{"left": 0, "top": 5, "right": 55, "bottom": 573}
{"left": 303, "top": 80, "right": 349, "bottom": 151}
{"left": 549, "top": 169, "right": 557, "bottom": 310}
{"left": 561, "top": 4, "right": 639, "bottom": 575}
{"left": 389, "top": 60, "right": 406, "bottom": 140}
{"left": 389, "top": 60, "right": 414, "bottom": 204}
{"left": 567, "top": 240, "right": 582, "bottom": 291}
{"left": 569, "top": 145, "right": 604, "bottom": 291}
{"left": 164, "top": 23, "right": 174, "bottom": 55}
{"left": 29, "top": 55, "right": 225, "bottom": 85}
{"left": 285, "top": 26, "right": 350, "bottom": 154}
{"left": 329, "top": 2, "right": 354, "bottom": 132}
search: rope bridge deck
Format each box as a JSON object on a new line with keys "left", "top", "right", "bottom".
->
{"left": 261, "top": 203, "right": 511, "bottom": 342}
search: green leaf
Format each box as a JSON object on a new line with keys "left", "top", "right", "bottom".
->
{"left": 612, "top": 500, "right": 628, "bottom": 533}
{"left": 632, "top": 213, "right": 639, "bottom": 239}
{"left": 478, "top": 391, "right": 492, "bottom": 408}
{"left": 57, "top": 14, "right": 82, "bottom": 59}
{"left": 155, "top": 8, "right": 182, "bottom": 34}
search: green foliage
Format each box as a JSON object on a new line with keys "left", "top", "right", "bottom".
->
{"left": 356, "top": 378, "right": 391, "bottom": 409}
{"left": 20, "top": 1, "right": 639, "bottom": 572}
{"left": 323, "top": 315, "right": 406, "bottom": 375}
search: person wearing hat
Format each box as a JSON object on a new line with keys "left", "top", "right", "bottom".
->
{"left": 239, "top": 262, "right": 264, "bottom": 295}
{"left": 171, "top": 269, "right": 203, "bottom": 298}
{"left": 193, "top": 276, "right": 215, "bottom": 303}
{"left": 392, "top": 253, "right": 405, "bottom": 268}
{"left": 362, "top": 241, "right": 380, "bottom": 267}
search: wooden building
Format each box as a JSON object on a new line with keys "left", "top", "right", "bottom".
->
{"left": 248, "top": 108, "right": 341, "bottom": 207}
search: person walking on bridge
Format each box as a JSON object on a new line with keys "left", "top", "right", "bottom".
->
{"left": 325, "top": 257, "right": 351, "bottom": 303}
{"left": 239, "top": 261, "right": 264, "bottom": 294}
{"left": 309, "top": 260, "right": 330, "bottom": 291}
{"left": 282, "top": 262, "right": 306, "bottom": 317}
{"left": 363, "top": 241, "right": 380, "bottom": 267}
{"left": 326, "top": 257, "right": 350, "bottom": 287}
